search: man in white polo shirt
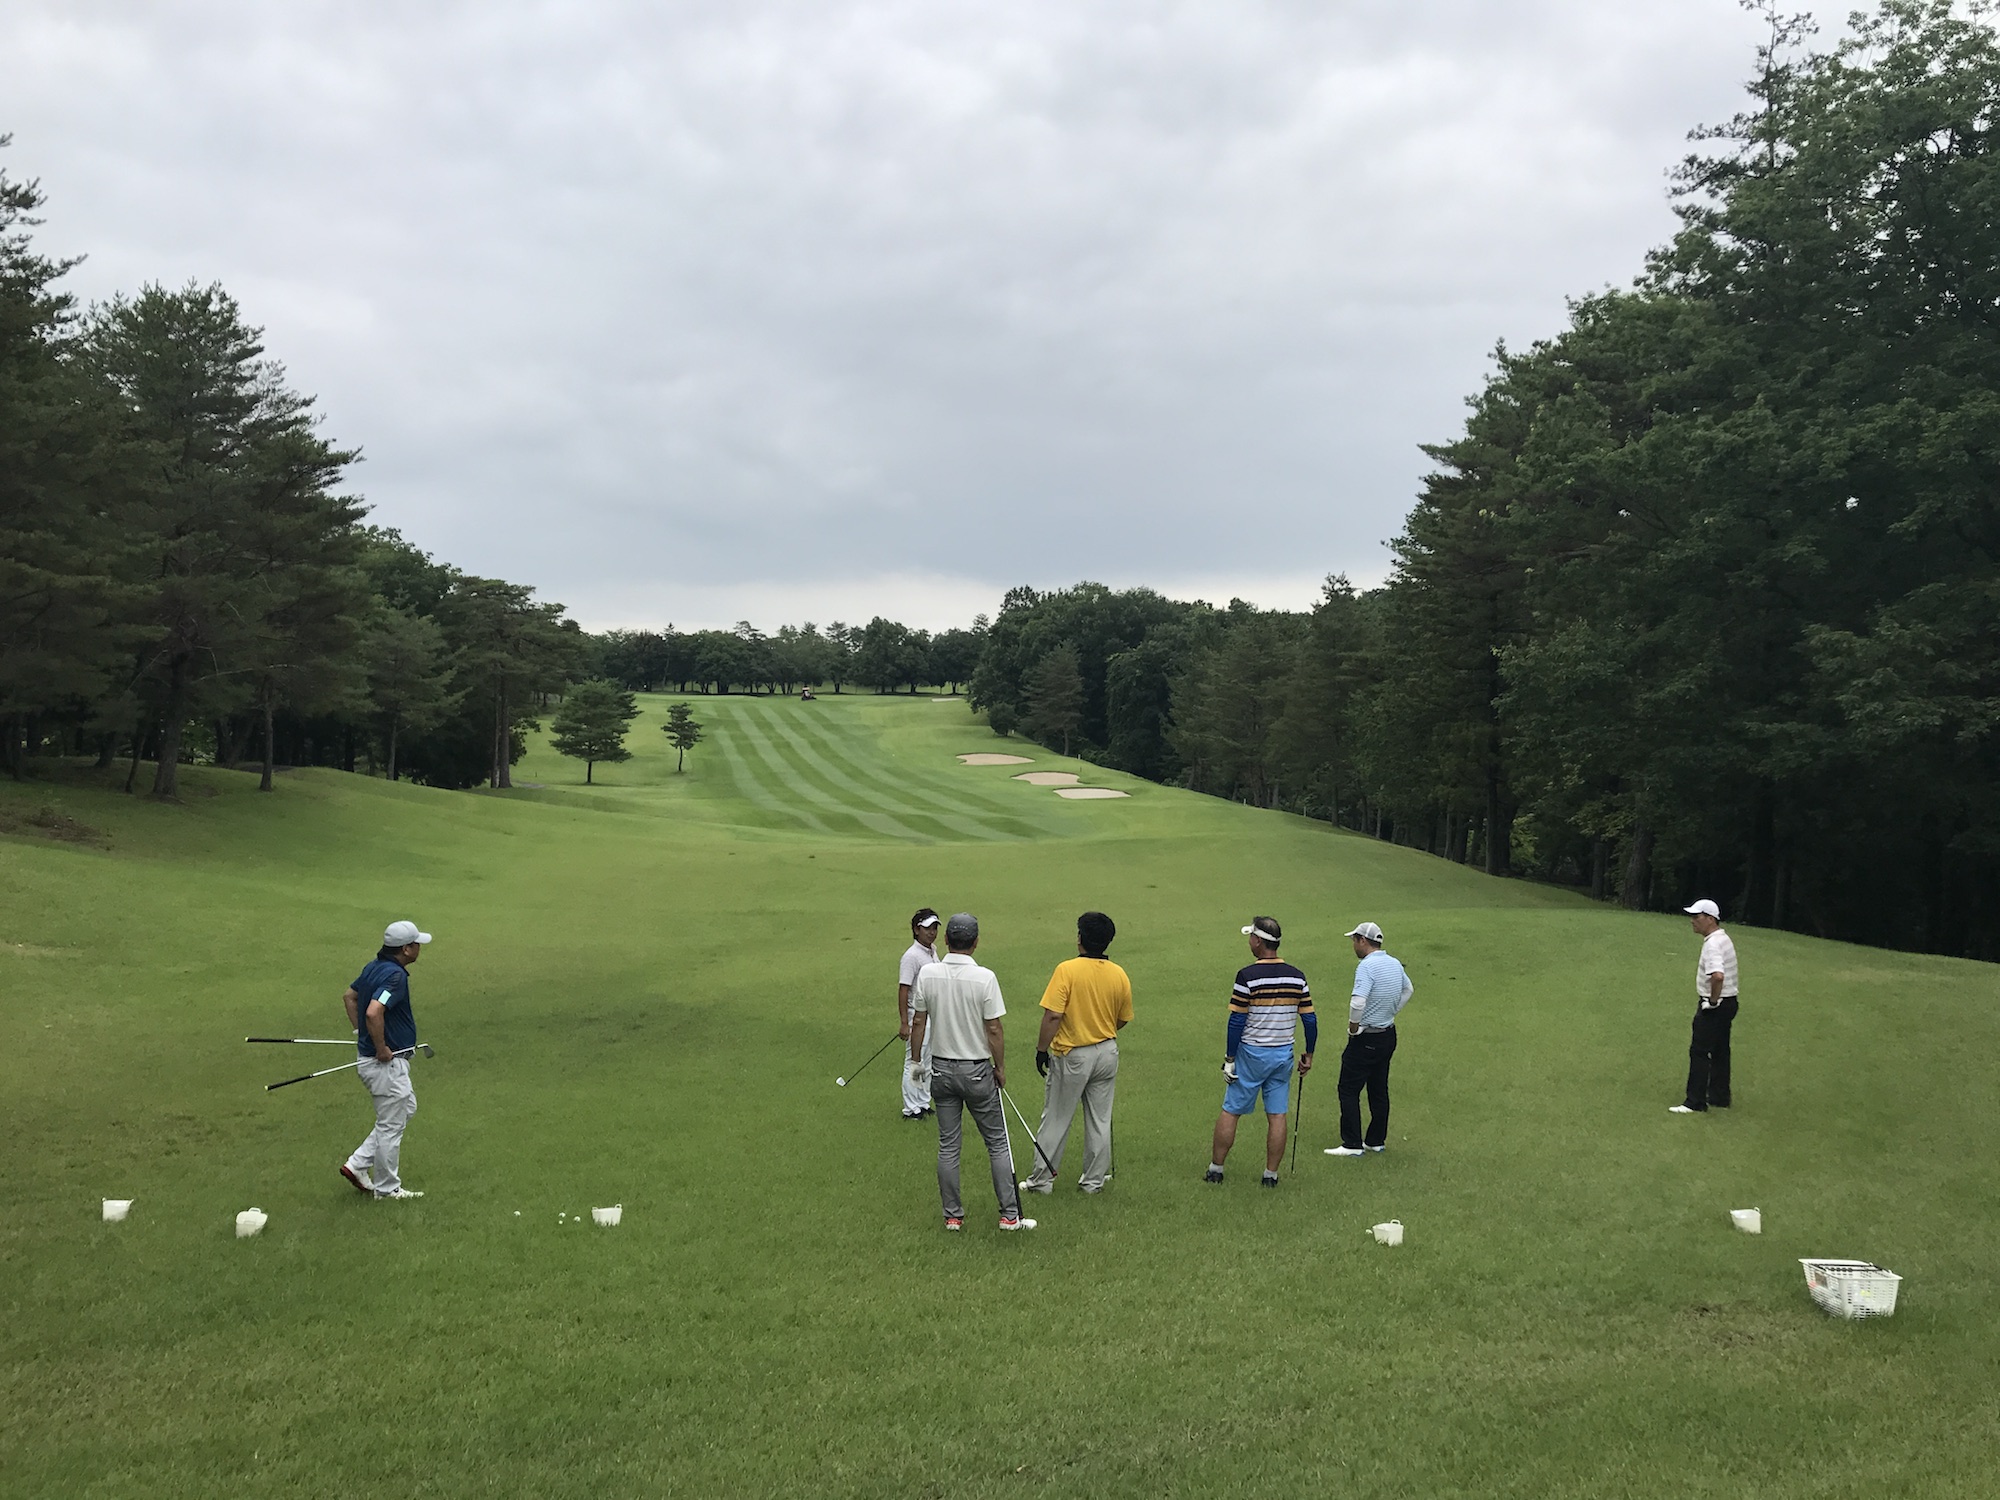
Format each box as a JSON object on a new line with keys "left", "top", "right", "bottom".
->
{"left": 908, "top": 913, "right": 1036, "bottom": 1232}
{"left": 1670, "top": 899, "right": 1739, "bottom": 1114}
{"left": 897, "top": 909, "right": 940, "bottom": 1119}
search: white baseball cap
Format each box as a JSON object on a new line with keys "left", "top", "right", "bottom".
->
{"left": 1345, "top": 921, "right": 1385, "bottom": 943}
{"left": 384, "top": 920, "right": 433, "bottom": 946}
{"left": 1683, "top": 900, "right": 1720, "bottom": 919}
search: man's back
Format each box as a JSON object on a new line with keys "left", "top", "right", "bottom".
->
{"left": 1042, "top": 957, "right": 1132, "bottom": 1053}
{"left": 1351, "top": 950, "right": 1410, "bottom": 1029}
{"left": 914, "top": 954, "right": 1005, "bottom": 1059}
{"left": 1231, "top": 959, "right": 1310, "bottom": 1049}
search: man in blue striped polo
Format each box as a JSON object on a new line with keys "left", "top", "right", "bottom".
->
{"left": 1326, "top": 921, "right": 1411, "bottom": 1158}
{"left": 1206, "top": 917, "right": 1316, "bottom": 1187}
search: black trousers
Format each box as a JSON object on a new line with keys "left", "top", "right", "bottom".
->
{"left": 1683, "top": 997, "right": 1738, "bottom": 1110}
{"left": 1337, "top": 1027, "right": 1397, "bottom": 1148}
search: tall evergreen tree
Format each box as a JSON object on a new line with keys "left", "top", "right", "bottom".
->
{"left": 549, "top": 678, "right": 639, "bottom": 783}
{"left": 83, "top": 283, "right": 360, "bottom": 797}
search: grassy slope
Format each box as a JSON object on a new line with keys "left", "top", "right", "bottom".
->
{"left": 2, "top": 692, "right": 1996, "bottom": 1498}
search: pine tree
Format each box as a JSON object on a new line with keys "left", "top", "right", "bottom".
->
{"left": 549, "top": 679, "right": 638, "bottom": 784}
{"left": 662, "top": 700, "right": 703, "bottom": 772}
{"left": 1021, "top": 643, "right": 1085, "bottom": 756}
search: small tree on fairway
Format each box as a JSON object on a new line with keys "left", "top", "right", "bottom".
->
{"left": 549, "top": 678, "right": 638, "bottom": 783}
{"left": 662, "top": 700, "right": 703, "bottom": 771}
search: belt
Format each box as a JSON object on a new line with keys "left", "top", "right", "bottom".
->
{"left": 1356, "top": 1024, "right": 1395, "bottom": 1034}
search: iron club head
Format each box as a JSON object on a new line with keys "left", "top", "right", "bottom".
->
{"left": 416, "top": 1043, "right": 435, "bottom": 1059}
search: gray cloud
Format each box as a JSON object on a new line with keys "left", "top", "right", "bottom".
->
{"left": 2, "top": 0, "right": 1857, "bottom": 628}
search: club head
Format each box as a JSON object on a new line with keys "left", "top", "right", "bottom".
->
{"left": 417, "top": 1043, "right": 435, "bottom": 1059}
{"left": 836, "top": 1077, "right": 846, "bottom": 1087}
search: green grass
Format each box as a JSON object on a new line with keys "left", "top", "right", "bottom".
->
{"left": 3, "top": 691, "right": 1996, "bottom": 1497}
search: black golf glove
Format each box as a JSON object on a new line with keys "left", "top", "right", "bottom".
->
{"left": 1035, "top": 1050, "right": 1051, "bottom": 1078}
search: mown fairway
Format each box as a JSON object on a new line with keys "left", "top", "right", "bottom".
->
{"left": 3, "top": 692, "right": 1997, "bottom": 1498}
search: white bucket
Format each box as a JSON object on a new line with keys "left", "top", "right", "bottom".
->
{"left": 1730, "top": 1208, "right": 1762, "bottom": 1235}
{"left": 102, "top": 1199, "right": 133, "bottom": 1222}
{"left": 591, "top": 1205, "right": 622, "bottom": 1227}
{"left": 1371, "top": 1220, "right": 1404, "bottom": 1246}
{"left": 235, "top": 1208, "right": 268, "bottom": 1238}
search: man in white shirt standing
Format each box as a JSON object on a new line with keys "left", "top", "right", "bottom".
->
{"left": 908, "top": 913, "right": 1036, "bottom": 1232}
{"left": 1670, "top": 899, "right": 1739, "bottom": 1114}
{"left": 897, "top": 909, "right": 940, "bottom": 1119}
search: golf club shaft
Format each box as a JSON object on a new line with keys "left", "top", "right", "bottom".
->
{"left": 1289, "top": 1065, "right": 1308, "bottom": 1172}
{"left": 1000, "top": 1086, "right": 1060, "bottom": 1184}
{"left": 267, "top": 1045, "right": 421, "bottom": 1092}
{"left": 844, "top": 1031, "right": 903, "bottom": 1085}
{"left": 246, "top": 1036, "right": 356, "bottom": 1045}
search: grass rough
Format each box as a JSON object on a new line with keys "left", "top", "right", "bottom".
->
{"left": 2, "top": 693, "right": 1996, "bottom": 1497}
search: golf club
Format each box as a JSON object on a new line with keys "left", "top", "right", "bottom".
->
{"left": 266, "top": 1042, "right": 433, "bottom": 1091}
{"left": 835, "top": 1031, "right": 902, "bottom": 1089}
{"left": 1289, "top": 1062, "right": 1310, "bottom": 1173}
{"left": 245, "top": 1036, "right": 359, "bottom": 1045}
{"left": 1000, "top": 1085, "right": 1061, "bottom": 1187}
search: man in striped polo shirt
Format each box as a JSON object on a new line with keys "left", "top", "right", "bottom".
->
{"left": 1206, "top": 916, "right": 1316, "bottom": 1187}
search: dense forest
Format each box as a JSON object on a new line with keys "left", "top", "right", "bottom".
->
{"left": 970, "top": 3, "right": 2000, "bottom": 959}
{"left": 6, "top": 2, "right": 1998, "bottom": 956}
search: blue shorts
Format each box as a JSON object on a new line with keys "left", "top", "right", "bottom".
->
{"left": 1223, "top": 1043, "right": 1292, "bottom": 1116}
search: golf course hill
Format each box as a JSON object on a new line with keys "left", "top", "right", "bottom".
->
{"left": 3, "top": 690, "right": 1995, "bottom": 1497}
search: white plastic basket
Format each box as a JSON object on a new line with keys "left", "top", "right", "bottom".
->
{"left": 1800, "top": 1259, "right": 1901, "bottom": 1319}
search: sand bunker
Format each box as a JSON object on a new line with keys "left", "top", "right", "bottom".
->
{"left": 1014, "top": 771, "right": 1081, "bottom": 786}
{"left": 958, "top": 753, "right": 1033, "bottom": 766}
{"left": 1055, "top": 787, "right": 1131, "bottom": 800}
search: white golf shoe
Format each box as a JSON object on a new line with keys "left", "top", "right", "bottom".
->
{"left": 1324, "top": 1146, "right": 1368, "bottom": 1157}
{"left": 376, "top": 1187, "right": 425, "bottom": 1200}
{"left": 998, "top": 1215, "right": 1038, "bottom": 1231}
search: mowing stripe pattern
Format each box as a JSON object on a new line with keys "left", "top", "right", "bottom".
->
{"left": 699, "top": 700, "right": 1075, "bottom": 844}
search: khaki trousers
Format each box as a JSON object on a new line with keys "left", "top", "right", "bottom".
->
{"left": 1028, "top": 1038, "right": 1118, "bottom": 1191}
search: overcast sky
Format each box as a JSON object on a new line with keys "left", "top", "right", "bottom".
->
{"left": 2, "top": 1, "right": 1857, "bottom": 631}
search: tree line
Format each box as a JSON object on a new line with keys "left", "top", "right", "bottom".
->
{"left": 8, "top": 1, "right": 1997, "bottom": 957}
{"left": 0, "top": 143, "right": 976, "bottom": 792}
{"left": 595, "top": 617, "right": 985, "bottom": 697}
{"left": 969, "top": 3, "right": 2000, "bottom": 960}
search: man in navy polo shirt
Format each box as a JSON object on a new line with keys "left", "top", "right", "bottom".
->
{"left": 338, "top": 919, "right": 431, "bottom": 1200}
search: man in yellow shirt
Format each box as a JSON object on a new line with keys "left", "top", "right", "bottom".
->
{"left": 1020, "top": 911, "right": 1133, "bottom": 1196}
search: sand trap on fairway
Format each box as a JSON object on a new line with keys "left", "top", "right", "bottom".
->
{"left": 1014, "top": 771, "right": 1081, "bottom": 786}
{"left": 958, "top": 753, "right": 1033, "bottom": 765}
{"left": 1055, "top": 787, "right": 1130, "bottom": 799}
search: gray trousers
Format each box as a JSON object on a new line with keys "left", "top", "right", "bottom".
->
{"left": 346, "top": 1056, "right": 417, "bottom": 1195}
{"left": 931, "top": 1057, "right": 1020, "bottom": 1220}
{"left": 1027, "top": 1039, "right": 1118, "bottom": 1190}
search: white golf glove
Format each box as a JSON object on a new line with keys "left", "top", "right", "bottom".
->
{"left": 1221, "top": 1058, "right": 1238, "bottom": 1083}
{"left": 907, "top": 1061, "right": 930, "bottom": 1086}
